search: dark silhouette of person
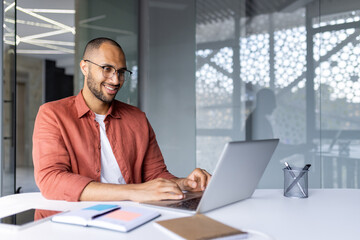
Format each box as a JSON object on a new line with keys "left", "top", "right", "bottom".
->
{"left": 245, "top": 88, "right": 276, "bottom": 141}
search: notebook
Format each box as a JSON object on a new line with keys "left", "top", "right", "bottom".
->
{"left": 51, "top": 204, "right": 160, "bottom": 232}
{"left": 155, "top": 214, "right": 248, "bottom": 240}
{"left": 143, "top": 139, "right": 279, "bottom": 214}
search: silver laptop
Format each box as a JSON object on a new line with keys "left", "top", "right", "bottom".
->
{"left": 142, "top": 139, "right": 279, "bottom": 214}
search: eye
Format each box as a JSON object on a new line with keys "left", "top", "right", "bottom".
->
{"left": 118, "top": 69, "right": 126, "bottom": 74}
{"left": 103, "top": 66, "right": 113, "bottom": 73}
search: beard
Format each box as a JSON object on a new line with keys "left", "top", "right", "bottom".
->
{"left": 87, "top": 71, "right": 116, "bottom": 104}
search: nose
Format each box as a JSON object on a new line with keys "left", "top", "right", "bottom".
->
{"left": 108, "top": 72, "right": 122, "bottom": 85}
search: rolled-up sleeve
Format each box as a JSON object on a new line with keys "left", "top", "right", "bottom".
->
{"left": 33, "top": 106, "right": 93, "bottom": 201}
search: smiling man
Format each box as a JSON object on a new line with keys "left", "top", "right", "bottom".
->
{"left": 33, "top": 37, "right": 211, "bottom": 202}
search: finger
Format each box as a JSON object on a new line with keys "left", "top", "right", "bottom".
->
{"left": 187, "top": 168, "right": 203, "bottom": 181}
{"left": 160, "top": 185, "right": 184, "bottom": 196}
{"left": 157, "top": 180, "right": 184, "bottom": 194}
{"left": 201, "top": 169, "right": 212, "bottom": 187}
{"left": 181, "top": 179, "right": 198, "bottom": 191}
{"left": 158, "top": 192, "right": 184, "bottom": 200}
{"left": 155, "top": 182, "right": 184, "bottom": 198}
{"left": 184, "top": 179, "right": 197, "bottom": 189}
{"left": 194, "top": 170, "right": 207, "bottom": 191}
{"left": 201, "top": 169, "right": 211, "bottom": 177}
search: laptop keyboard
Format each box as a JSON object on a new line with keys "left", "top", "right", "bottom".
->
{"left": 167, "top": 197, "right": 201, "bottom": 211}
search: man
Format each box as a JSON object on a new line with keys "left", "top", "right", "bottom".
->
{"left": 245, "top": 88, "right": 276, "bottom": 141}
{"left": 33, "top": 37, "right": 211, "bottom": 202}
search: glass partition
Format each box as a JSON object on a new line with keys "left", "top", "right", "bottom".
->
{"left": 317, "top": 0, "right": 360, "bottom": 188}
{"left": 196, "top": 0, "right": 360, "bottom": 189}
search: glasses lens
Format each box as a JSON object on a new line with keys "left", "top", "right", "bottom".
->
{"left": 101, "top": 66, "right": 131, "bottom": 81}
{"left": 102, "top": 66, "right": 115, "bottom": 78}
{"left": 117, "top": 70, "right": 131, "bottom": 81}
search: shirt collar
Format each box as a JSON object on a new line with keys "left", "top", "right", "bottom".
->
{"left": 75, "top": 90, "right": 121, "bottom": 119}
{"left": 75, "top": 90, "right": 90, "bottom": 118}
{"left": 107, "top": 101, "right": 121, "bottom": 119}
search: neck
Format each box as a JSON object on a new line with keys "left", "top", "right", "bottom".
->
{"left": 82, "top": 88, "right": 110, "bottom": 115}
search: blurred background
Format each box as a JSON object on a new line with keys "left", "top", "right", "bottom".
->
{"left": 1, "top": 0, "right": 360, "bottom": 196}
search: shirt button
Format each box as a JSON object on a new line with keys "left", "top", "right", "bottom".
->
{"left": 96, "top": 169, "right": 100, "bottom": 173}
{"left": 98, "top": 144, "right": 101, "bottom": 149}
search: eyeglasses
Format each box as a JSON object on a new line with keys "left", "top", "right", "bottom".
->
{"left": 84, "top": 59, "right": 132, "bottom": 81}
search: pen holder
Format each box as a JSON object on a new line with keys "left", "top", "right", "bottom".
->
{"left": 283, "top": 167, "right": 308, "bottom": 198}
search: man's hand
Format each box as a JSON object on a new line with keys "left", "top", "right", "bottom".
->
{"left": 129, "top": 178, "right": 185, "bottom": 202}
{"left": 173, "top": 168, "right": 212, "bottom": 192}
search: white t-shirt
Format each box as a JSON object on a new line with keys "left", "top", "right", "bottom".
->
{"left": 94, "top": 113, "right": 126, "bottom": 184}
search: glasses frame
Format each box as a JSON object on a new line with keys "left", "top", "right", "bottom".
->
{"left": 83, "top": 59, "right": 133, "bottom": 80}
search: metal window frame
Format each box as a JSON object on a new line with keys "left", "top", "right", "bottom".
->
{"left": 0, "top": 0, "right": 4, "bottom": 197}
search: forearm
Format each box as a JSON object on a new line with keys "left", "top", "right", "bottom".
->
{"left": 79, "top": 178, "right": 185, "bottom": 202}
{"left": 79, "top": 181, "right": 137, "bottom": 201}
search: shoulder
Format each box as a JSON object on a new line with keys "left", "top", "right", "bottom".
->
{"left": 34, "top": 96, "right": 78, "bottom": 132}
{"left": 38, "top": 96, "right": 77, "bottom": 116}
{"left": 112, "top": 100, "right": 146, "bottom": 118}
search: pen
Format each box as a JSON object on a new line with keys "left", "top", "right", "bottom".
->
{"left": 285, "top": 164, "right": 311, "bottom": 195}
{"left": 91, "top": 207, "right": 121, "bottom": 219}
{"left": 302, "top": 164, "right": 311, "bottom": 171}
{"left": 284, "top": 162, "right": 307, "bottom": 197}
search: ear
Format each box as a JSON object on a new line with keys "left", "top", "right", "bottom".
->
{"left": 80, "top": 60, "right": 88, "bottom": 76}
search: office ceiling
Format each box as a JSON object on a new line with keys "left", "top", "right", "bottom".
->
{"left": 196, "top": 0, "right": 314, "bottom": 25}
{"left": 6, "top": 0, "right": 75, "bottom": 74}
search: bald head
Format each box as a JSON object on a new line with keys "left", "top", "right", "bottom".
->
{"left": 256, "top": 88, "right": 276, "bottom": 114}
{"left": 83, "top": 37, "right": 123, "bottom": 59}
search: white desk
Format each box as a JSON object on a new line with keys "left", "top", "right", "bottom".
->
{"left": 0, "top": 189, "right": 359, "bottom": 240}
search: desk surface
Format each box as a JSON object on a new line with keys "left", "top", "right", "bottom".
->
{"left": 0, "top": 189, "right": 359, "bottom": 240}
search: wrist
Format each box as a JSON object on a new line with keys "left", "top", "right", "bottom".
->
{"left": 123, "top": 183, "right": 141, "bottom": 202}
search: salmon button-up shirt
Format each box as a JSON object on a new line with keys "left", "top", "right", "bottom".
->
{"left": 33, "top": 91, "right": 175, "bottom": 201}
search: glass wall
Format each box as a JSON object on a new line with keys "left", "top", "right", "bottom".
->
{"left": 317, "top": 1, "right": 360, "bottom": 188}
{"left": 196, "top": 0, "right": 360, "bottom": 189}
